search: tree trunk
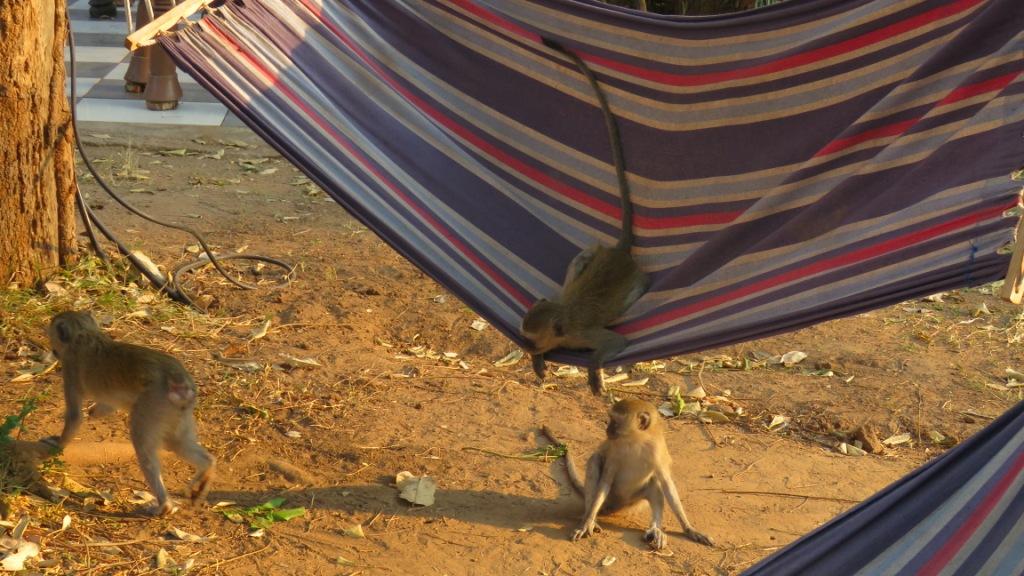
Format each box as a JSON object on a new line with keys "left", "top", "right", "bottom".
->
{"left": 0, "top": 0, "right": 77, "bottom": 286}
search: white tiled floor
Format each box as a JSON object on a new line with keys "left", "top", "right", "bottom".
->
{"left": 69, "top": 19, "right": 131, "bottom": 35}
{"left": 65, "top": 46, "right": 128, "bottom": 62}
{"left": 74, "top": 98, "right": 228, "bottom": 126}
{"left": 67, "top": 3, "right": 229, "bottom": 126}
{"left": 66, "top": 77, "right": 102, "bottom": 96}
{"left": 103, "top": 62, "right": 198, "bottom": 84}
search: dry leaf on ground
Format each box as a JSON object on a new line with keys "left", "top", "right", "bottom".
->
{"left": 395, "top": 471, "right": 436, "bottom": 507}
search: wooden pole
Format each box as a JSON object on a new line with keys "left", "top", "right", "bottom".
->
{"left": 124, "top": 0, "right": 210, "bottom": 50}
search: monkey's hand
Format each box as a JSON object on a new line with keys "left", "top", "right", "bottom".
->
{"left": 39, "top": 436, "right": 64, "bottom": 454}
{"left": 87, "top": 402, "right": 116, "bottom": 419}
{"left": 683, "top": 528, "right": 714, "bottom": 547}
{"left": 643, "top": 526, "right": 668, "bottom": 550}
{"left": 571, "top": 520, "right": 602, "bottom": 542}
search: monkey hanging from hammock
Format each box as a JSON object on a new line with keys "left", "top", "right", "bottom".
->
{"left": 520, "top": 39, "right": 650, "bottom": 395}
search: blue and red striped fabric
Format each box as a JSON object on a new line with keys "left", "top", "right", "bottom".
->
{"left": 745, "top": 400, "right": 1024, "bottom": 575}
{"left": 160, "top": 0, "right": 1024, "bottom": 367}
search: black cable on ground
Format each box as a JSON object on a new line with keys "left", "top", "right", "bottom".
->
{"left": 74, "top": 176, "right": 110, "bottom": 268}
{"left": 66, "top": 19, "right": 294, "bottom": 309}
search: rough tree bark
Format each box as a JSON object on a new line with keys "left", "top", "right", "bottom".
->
{"left": 0, "top": 0, "right": 78, "bottom": 286}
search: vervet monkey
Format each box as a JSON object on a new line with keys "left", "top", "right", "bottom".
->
{"left": 543, "top": 399, "right": 713, "bottom": 549}
{"left": 45, "top": 311, "right": 214, "bottom": 515}
{"left": 521, "top": 39, "right": 649, "bottom": 395}
{"left": 0, "top": 440, "right": 56, "bottom": 517}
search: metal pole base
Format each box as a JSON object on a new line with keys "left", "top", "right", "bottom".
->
{"left": 142, "top": 0, "right": 182, "bottom": 110}
{"left": 124, "top": 0, "right": 151, "bottom": 93}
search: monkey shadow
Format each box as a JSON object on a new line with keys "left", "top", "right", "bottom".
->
{"left": 205, "top": 478, "right": 657, "bottom": 548}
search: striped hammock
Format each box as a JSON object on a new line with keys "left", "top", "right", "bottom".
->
{"left": 159, "top": 0, "right": 1024, "bottom": 366}
{"left": 746, "top": 399, "right": 1024, "bottom": 575}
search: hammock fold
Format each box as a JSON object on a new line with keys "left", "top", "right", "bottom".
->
{"left": 159, "top": 0, "right": 1024, "bottom": 365}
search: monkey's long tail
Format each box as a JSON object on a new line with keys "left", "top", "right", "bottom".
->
{"left": 541, "top": 38, "right": 635, "bottom": 251}
{"left": 540, "top": 426, "right": 586, "bottom": 497}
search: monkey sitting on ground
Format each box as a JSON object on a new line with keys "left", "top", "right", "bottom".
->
{"left": 43, "top": 311, "right": 215, "bottom": 516}
{"left": 542, "top": 399, "right": 713, "bottom": 549}
{"left": 0, "top": 440, "right": 57, "bottom": 518}
{"left": 520, "top": 39, "right": 649, "bottom": 396}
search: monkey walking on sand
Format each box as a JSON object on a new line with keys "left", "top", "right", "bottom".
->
{"left": 542, "top": 399, "right": 714, "bottom": 549}
{"left": 520, "top": 39, "right": 649, "bottom": 396}
{"left": 44, "top": 311, "right": 215, "bottom": 516}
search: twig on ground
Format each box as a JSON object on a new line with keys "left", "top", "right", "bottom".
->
{"left": 696, "top": 488, "right": 859, "bottom": 503}
{"left": 197, "top": 543, "right": 272, "bottom": 574}
{"left": 461, "top": 445, "right": 562, "bottom": 462}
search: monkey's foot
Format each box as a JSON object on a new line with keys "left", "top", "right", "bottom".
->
{"left": 683, "top": 528, "right": 714, "bottom": 547}
{"left": 643, "top": 526, "right": 668, "bottom": 550}
{"left": 587, "top": 369, "right": 606, "bottom": 396}
{"left": 150, "top": 501, "right": 176, "bottom": 517}
{"left": 531, "top": 354, "right": 547, "bottom": 381}
{"left": 571, "top": 521, "right": 602, "bottom": 542}
{"left": 188, "top": 473, "right": 212, "bottom": 504}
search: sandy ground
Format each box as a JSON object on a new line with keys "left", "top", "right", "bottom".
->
{"left": 0, "top": 123, "right": 1021, "bottom": 575}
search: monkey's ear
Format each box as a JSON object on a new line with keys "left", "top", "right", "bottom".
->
{"left": 553, "top": 319, "right": 565, "bottom": 338}
{"left": 637, "top": 411, "right": 652, "bottom": 431}
{"left": 55, "top": 320, "right": 73, "bottom": 343}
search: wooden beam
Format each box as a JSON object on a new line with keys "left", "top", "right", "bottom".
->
{"left": 1000, "top": 207, "right": 1024, "bottom": 304}
{"left": 124, "top": 0, "right": 211, "bottom": 51}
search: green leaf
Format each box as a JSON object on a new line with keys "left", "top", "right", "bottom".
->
{"left": 255, "top": 497, "right": 286, "bottom": 510}
{"left": 269, "top": 508, "right": 305, "bottom": 522}
{"left": 218, "top": 497, "right": 305, "bottom": 531}
{"left": 0, "top": 398, "right": 39, "bottom": 443}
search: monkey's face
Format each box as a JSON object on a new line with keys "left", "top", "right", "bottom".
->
{"left": 48, "top": 311, "right": 100, "bottom": 358}
{"left": 606, "top": 417, "right": 621, "bottom": 438}
{"left": 520, "top": 299, "right": 565, "bottom": 354}
{"left": 606, "top": 399, "right": 655, "bottom": 439}
{"left": 520, "top": 329, "right": 561, "bottom": 355}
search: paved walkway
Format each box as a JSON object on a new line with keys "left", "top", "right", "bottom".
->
{"left": 67, "top": 0, "right": 240, "bottom": 126}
